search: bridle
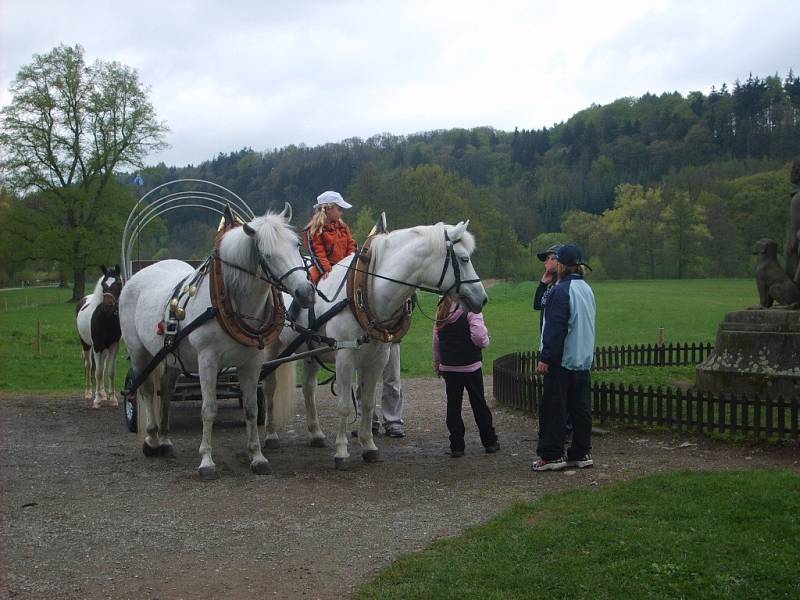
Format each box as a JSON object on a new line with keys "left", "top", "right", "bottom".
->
{"left": 434, "top": 230, "right": 481, "bottom": 297}
{"left": 215, "top": 240, "right": 310, "bottom": 297}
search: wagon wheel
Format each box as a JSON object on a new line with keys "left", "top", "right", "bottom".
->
{"left": 122, "top": 369, "right": 138, "bottom": 433}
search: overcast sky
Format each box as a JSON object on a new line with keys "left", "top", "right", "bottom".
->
{"left": 1, "top": 0, "right": 798, "bottom": 167}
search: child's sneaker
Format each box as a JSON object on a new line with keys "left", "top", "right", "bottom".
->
{"left": 531, "top": 457, "right": 566, "bottom": 471}
{"left": 565, "top": 454, "right": 594, "bottom": 468}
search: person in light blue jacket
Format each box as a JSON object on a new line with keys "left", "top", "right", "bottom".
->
{"left": 532, "top": 244, "right": 596, "bottom": 472}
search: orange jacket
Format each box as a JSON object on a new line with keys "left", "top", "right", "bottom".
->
{"left": 305, "top": 220, "right": 357, "bottom": 283}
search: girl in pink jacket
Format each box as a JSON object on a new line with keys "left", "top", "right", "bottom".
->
{"left": 433, "top": 297, "right": 499, "bottom": 457}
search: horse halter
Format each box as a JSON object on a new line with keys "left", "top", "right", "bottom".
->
{"left": 434, "top": 230, "right": 481, "bottom": 297}
{"left": 257, "top": 252, "right": 309, "bottom": 296}
{"left": 101, "top": 275, "right": 122, "bottom": 313}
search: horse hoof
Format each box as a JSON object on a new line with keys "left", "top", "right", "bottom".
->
{"left": 334, "top": 457, "right": 348, "bottom": 471}
{"left": 91, "top": 402, "right": 101, "bottom": 410}
{"left": 107, "top": 398, "right": 119, "bottom": 407}
{"left": 309, "top": 437, "right": 327, "bottom": 448}
{"left": 362, "top": 449, "right": 383, "bottom": 463}
{"left": 142, "top": 443, "right": 160, "bottom": 457}
{"left": 159, "top": 444, "right": 177, "bottom": 458}
{"left": 198, "top": 466, "right": 218, "bottom": 481}
{"left": 250, "top": 460, "right": 272, "bottom": 475}
{"left": 263, "top": 438, "right": 281, "bottom": 450}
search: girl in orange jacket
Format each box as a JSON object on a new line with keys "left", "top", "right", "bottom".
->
{"left": 304, "top": 190, "right": 357, "bottom": 283}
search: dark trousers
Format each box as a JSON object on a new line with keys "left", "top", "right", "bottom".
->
{"left": 443, "top": 369, "right": 497, "bottom": 451}
{"left": 537, "top": 365, "right": 592, "bottom": 461}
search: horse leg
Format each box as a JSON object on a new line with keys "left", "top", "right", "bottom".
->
{"left": 92, "top": 349, "right": 107, "bottom": 408}
{"left": 262, "top": 371, "right": 280, "bottom": 450}
{"left": 155, "top": 366, "right": 179, "bottom": 458}
{"left": 333, "top": 353, "right": 355, "bottom": 470}
{"left": 106, "top": 342, "right": 120, "bottom": 406}
{"left": 83, "top": 347, "right": 93, "bottom": 402}
{"left": 239, "top": 358, "right": 270, "bottom": 475}
{"left": 356, "top": 364, "right": 382, "bottom": 463}
{"left": 302, "top": 358, "right": 326, "bottom": 447}
{"left": 197, "top": 356, "right": 220, "bottom": 481}
{"left": 138, "top": 372, "right": 161, "bottom": 456}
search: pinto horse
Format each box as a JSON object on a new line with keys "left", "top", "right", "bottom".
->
{"left": 119, "top": 206, "right": 314, "bottom": 480}
{"left": 76, "top": 265, "right": 123, "bottom": 408}
{"left": 264, "top": 221, "right": 488, "bottom": 469}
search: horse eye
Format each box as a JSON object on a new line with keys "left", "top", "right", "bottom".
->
{"left": 459, "top": 256, "right": 470, "bottom": 263}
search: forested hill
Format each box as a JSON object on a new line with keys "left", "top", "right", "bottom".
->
{"left": 139, "top": 72, "right": 800, "bottom": 280}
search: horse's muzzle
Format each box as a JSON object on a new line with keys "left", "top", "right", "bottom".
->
{"left": 294, "top": 283, "right": 316, "bottom": 308}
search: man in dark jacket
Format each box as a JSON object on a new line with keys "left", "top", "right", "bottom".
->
{"left": 532, "top": 245, "right": 596, "bottom": 472}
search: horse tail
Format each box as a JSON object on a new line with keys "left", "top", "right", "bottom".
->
{"left": 271, "top": 362, "right": 295, "bottom": 428}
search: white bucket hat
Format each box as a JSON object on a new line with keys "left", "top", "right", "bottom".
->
{"left": 314, "top": 190, "right": 352, "bottom": 210}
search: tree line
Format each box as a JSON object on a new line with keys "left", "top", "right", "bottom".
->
{"left": 1, "top": 44, "right": 798, "bottom": 296}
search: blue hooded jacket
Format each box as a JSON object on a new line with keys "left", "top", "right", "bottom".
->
{"left": 539, "top": 273, "right": 596, "bottom": 370}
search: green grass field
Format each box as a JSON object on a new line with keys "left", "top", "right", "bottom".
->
{"left": 355, "top": 469, "right": 800, "bottom": 599}
{"left": 0, "top": 279, "right": 754, "bottom": 393}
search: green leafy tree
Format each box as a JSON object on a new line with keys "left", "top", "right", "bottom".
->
{"left": 0, "top": 44, "right": 168, "bottom": 299}
{"left": 660, "top": 191, "right": 712, "bottom": 278}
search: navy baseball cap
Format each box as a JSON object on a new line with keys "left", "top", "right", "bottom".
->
{"left": 555, "top": 244, "right": 592, "bottom": 270}
{"left": 536, "top": 244, "right": 563, "bottom": 262}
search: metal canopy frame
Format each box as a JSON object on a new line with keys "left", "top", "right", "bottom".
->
{"left": 121, "top": 179, "right": 255, "bottom": 281}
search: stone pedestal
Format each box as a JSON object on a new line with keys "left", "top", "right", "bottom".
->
{"left": 695, "top": 309, "right": 800, "bottom": 400}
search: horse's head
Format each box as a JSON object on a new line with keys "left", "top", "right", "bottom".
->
{"left": 434, "top": 221, "right": 488, "bottom": 313}
{"left": 242, "top": 203, "right": 315, "bottom": 308}
{"left": 99, "top": 264, "right": 123, "bottom": 311}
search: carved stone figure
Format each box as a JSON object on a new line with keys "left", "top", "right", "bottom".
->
{"left": 753, "top": 238, "right": 800, "bottom": 309}
{"left": 786, "top": 159, "right": 800, "bottom": 285}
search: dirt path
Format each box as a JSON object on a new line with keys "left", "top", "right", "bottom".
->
{"left": 2, "top": 378, "right": 798, "bottom": 599}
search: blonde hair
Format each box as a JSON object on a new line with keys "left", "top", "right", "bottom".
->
{"left": 435, "top": 296, "right": 454, "bottom": 330}
{"left": 306, "top": 203, "right": 337, "bottom": 237}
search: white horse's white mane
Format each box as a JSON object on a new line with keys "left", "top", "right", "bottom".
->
{"left": 370, "top": 222, "right": 476, "bottom": 258}
{"left": 219, "top": 212, "right": 299, "bottom": 297}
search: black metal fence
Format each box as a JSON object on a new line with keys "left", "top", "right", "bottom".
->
{"left": 493, "top": 342, "right": 799, "bottom": 441}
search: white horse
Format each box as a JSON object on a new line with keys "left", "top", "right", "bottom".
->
{"left": 76, "top": 265, "right": 123, "bottom": 408}
{"left": 119, "top": 206, "right": 314, "bottom": 480}
{"left": 264, "top": 221, "right": 488, "bottom": 469}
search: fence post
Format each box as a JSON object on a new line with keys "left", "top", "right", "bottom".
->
{"left": 658, "top": 326, "right": 665, "bottom": 366}
{"left": 35, "top": 319, "right": 42, "bottom": 355}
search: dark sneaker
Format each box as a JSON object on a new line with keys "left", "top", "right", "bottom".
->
{"left": 484, "top": 443, "right": 500, "bottom": 454}
{"left": 450, "top": 449, "right": 465, "bottom": 458}
{"left": 565, "top": 454, "right": 594, "bottom": 468}
{"left": 386, "top": 427, "right": 405, "bottom": 438}
{"left": 531, "top": 457, "right": 567, "bottom": 471}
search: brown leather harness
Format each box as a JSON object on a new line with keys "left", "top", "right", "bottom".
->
{"left": 209, "top": 222, "right": 285, "bottom": 349}
{"left": 345, "top": 233, "right": 412, "bottom": 343}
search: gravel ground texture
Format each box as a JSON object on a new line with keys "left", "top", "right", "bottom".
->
{"left": 2, "top": 377, "right": 799, "bottom": 599}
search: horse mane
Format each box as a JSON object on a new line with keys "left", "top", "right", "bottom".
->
{"left": 219, "top": 212, "right": 299, "bottom": 298}
{"left": 90, "top": 275, "right": 105, "bottom": 302}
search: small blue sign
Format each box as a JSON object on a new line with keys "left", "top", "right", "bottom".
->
{"left": 133, "top": 174, "right": 144, "bottom": 186}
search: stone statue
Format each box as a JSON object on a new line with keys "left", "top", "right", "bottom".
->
{"left": 786, "top": 159, "right": 800, "bottom": 285}
{"left": 753, "top": 238, "right": 800, "bottom": 308}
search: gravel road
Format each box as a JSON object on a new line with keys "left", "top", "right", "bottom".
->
{"left": 2, "top": 377, "right": 798, "bottom": 599}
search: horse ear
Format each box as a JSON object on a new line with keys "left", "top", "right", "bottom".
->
{"left": 279, "top": 202, "right": 292, "bottom": 223}
{"left": 223, "top": 204, "right": 236, "bottom": 227}
{"left": 115, "top": 264, "right": 121, "bottom": 275}
{"left": 243, "top": 223, "right": 256, "bottom": 237}
{"left": 100, "top": 264, "right": 107, "bottom": 275}
{"left": 452, "top": 221, "right": 468, "bottom": 239}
